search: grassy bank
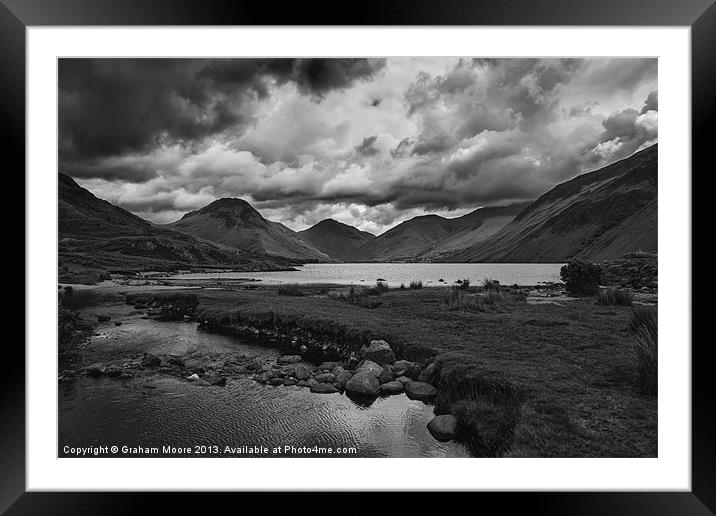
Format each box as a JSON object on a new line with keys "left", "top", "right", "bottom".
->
{"left": 130, "top": 284, "right": 656, "bottom": 457}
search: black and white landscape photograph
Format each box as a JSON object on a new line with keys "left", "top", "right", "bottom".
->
{"left": 57, "top": 57, "right": 658, "bottom": 458}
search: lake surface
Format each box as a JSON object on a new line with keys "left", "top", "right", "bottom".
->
{"left": 59, "top": 318, "right": 468, "bottom": 458}
{"left": 175, "top": 263, "right": 564, "bottom": 287}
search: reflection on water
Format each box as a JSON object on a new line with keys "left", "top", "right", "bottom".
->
{"left": 59, "top": 321, "right": 469, "bottom": 458}
{"left": 174, "top": 262, "right": 563, "bottom": 287}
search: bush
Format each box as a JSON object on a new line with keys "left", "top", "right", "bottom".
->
{"left": 629, "top": 307, "right": 657, "bottom": 395}
{"left": 277, "top": 283, "right": 304, "bottom": 296}
{"left": 330, "top": 285, "right": 382, "bottom": 308}
{"left": 409, "top": 280, "right": 423, "bottom": 289}
{"left": 560, "top": 259, "right": 602, "bottom": 295}
{"left": 481, "top": 278, "right": 500, "bottom": 291}
{"left": 459, "top": 278, "right": 471, "bottom": 290}
{"left": 399, "top": 283, "right": 406, "bottom": 290}
{"left": 597, "top": 287, "right": 634, "bottom": 306}
{"left": 375, "top": 280, "right": 389, "bottom": 292}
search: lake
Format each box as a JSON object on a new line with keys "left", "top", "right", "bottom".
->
{"left": 175, "top": 262, "right": 564, "bottom": 287}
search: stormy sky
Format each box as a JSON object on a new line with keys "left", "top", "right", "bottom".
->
{"left": 59, "top": 58, "right": 657, "bottom": 234}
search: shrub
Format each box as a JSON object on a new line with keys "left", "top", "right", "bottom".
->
{"left": 375, "top": 280, "right": 389, "bottom": 292}
{"left": 399, "top": 283, "right": 406, "bottom": 290}
{"left": 409, "top": 280, "right": 423, "bottom": 289}
{"left": 560, "top": 259, "right": 602, "bottom": 295}
{"left": 277, "top": 283, "right": 304, "bottom": 296}
{"left": 629, "top": 307, "right": 657, "bottom": 396}
{"left": 481, "top": 278, "right": 500, "bottom": 291}
{"left": 597, "top": 287, "right": 634, "bottom": 306}
{"left": 459, "top": 278, "right": 471, "bottom": 290}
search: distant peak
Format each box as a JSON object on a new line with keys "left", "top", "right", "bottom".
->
{"left": 180, "top": 197, "right": 262, "bottom": 222}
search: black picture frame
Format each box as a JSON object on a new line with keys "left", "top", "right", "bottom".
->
{"left": 3, "top": 0, "right": 712, "bottom": 513}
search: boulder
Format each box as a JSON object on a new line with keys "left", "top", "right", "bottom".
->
{"left": 268, "top": 377, "right": 284, "bottom": 386}
{"left": 404, "top": 381, "right": 438, "bottom": 400}
{"left": 427, "top": 415, "right": 458, "bottom": 442}
{"left": 208, "top": 376, "right": 227, "bottom": 386}
{"left": 311, "top": 383, "right": 339, "bottom": 394}
{"left": 256, "top": 371, "right": 272, "bottom": 383}
{"left": 283, "top": 378, "right": 298, "bottom": 386}
{"left": 85, "top": 363, "right": 105, "bottom": 377}
{"left": 345, "top": 372, "right": 380, "bottom": 397}
{"left": 335, "top": 370, "right": 352, "bottom": 389}
{"left": 293, "top": 364, "right": 312, "bottom": 380}
{"left": 331, "top": 366, "right": 346, "bottom": 377}
{"left": 277, "top": 355, "right": 302, "bottom": 365}
{"left": 379, "top": 381, "right": 404, "bottom": 395}
{"left": 378, "top": 366, "right": 394, "bottom": 385}
{"left": 314, "top": 373, "right": 336, "bottom": 383}
{"left": 246, "top": 359, "right": 263, "bottom": 371}
{"left": 356, "top": 360, "right": 384, "bottom": 378}
{"left": 167, "top": 356, "right": 185, "bottom": 367}
{"left": 362, "top": 339, "right": 396, "bottom": 365}
{"left": 395, "top": 375, "right": 412, "bottom": 385}
{"left": 393, "top": 360, "right": 417, "bottom": 378}
{"left": 417, "top": 362, "right": 438, "bottom": 384}
{"left": 186, "top": 373, "right": 200, "bottom": 381}
{"left": 141, "top": 354, "right": 161, "bottom": 367}
{"left": 97, "top": 315, "right": 111, "bottom": 322}
{"left": 103, "top": 366, "right": 123, "bottom": 378}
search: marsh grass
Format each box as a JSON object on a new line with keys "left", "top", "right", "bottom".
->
{"left": 629, "top": 307, "right": 657, "bottom": 396}
{"left": 597, "top": 287, "right": 634, "bottom": 306}
{"left": 409, "top": 280, "right": 423, "bottom": 289}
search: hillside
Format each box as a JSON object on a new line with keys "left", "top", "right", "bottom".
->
{"left": 355, "top": 203, "right": 528, "bottom": 262}
{"left": 445, "top": 144, "right": 658, "bottom": 262}
{"left": 164, "top": 198, "right": 332, "bottom": 262}
{"left": 58, "top": 174, "right": 291, "bottom": 282}
{"left": 298, "top": 219, "right": 375, "bottom": 261}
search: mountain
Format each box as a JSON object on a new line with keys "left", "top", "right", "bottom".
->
{"left": 355, "top": 204, "right": 528, "bottom": 262}
{"left": 164, "top": 198, "right": 332, "bottom": 262}
{"left": 445, "top": 144, "right": 658, "bottom": 262}
{"left": 58, "top": 173, "right": 291, "bottom": 279}
{"left": 297, "top": 219, "right": 375, "bottom": 261}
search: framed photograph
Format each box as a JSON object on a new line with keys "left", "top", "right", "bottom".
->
{"left": 5, "top": 0, "right": 712, "bottom": 512}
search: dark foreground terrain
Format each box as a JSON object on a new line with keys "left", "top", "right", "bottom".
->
{"left": 59, "top": 279, "right": 657, "bottom": 458}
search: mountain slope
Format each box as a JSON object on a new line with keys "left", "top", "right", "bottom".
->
{"left": 355, "top": 203, "right": 528, "bottom": 262}
{"left": 298, "top": 219, "right": 375, "bottom": 261}
{"left": 58, "top": 174, "right": 290, "bottom": 278}
{"left": 165, "top": 198, "right": 332, "bottom": 262}
{"left": 357, "top": 215, "right": 455, "bottom": 261}
{"left": 445, "top": 144, "right": 658, "bottom": 262}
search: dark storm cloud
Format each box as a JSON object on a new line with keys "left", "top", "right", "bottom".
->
{"left": 59, "top": 58, "right": 386, "bottom": 180}
{"left": 641, "top": 90, "right": 658, "bottom": 114}
{"left": 355, "top": 136, "right": 379, "bottom": 156}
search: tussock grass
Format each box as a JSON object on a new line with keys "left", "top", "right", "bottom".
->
{"left": 443, "top": 287, "right": 485, "bottom": 312}
{"left": 597, "top": 287, "right": 634, "bottom": 306}
{"left": 458, "top": 278, "right": 471, "bottom": 290}
{"left": 481, "top": 278, "right": 501, "bottom": 291}
{"left": 277, "top": 283, "right": 304, "bottom": 296}
{"left": 409, "top": 280, "right": 423, "bottom": 289}
{"left": 629, "top": 307, "right": 657, "bottom": 396}
{"left": 483, "top": 290, "right": 506, "bottom": 306}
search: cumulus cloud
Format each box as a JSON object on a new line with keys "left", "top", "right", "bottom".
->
{"left": 62, "top": 58, "right": 657, "bottom": 233}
